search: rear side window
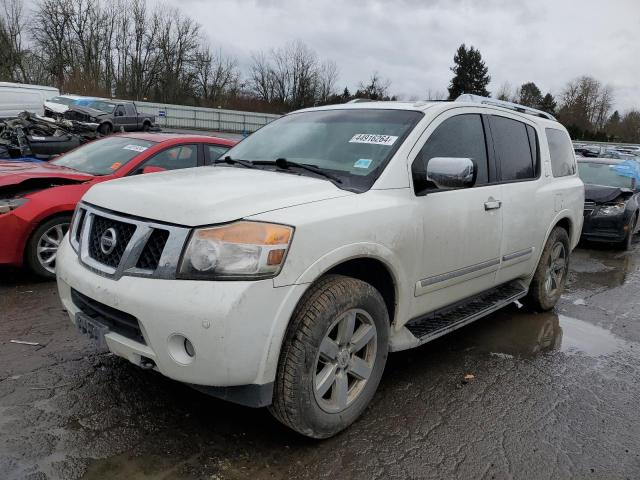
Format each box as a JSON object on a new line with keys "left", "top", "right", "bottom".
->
{"left": 546, "top": 128, "right": 576, "bottom": 177}
{"left": 489, "top": 116, "right": 536, "bottom": 181}
{"left": 143, "top": 144, "right": 198, "bottom": 170}
{"left": 205, "top": 144, "right": 231, "bottom": 165}
{"left": 412, "top": 114, "right": 488, "bottom": 194}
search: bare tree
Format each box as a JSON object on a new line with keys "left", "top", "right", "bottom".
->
{"left": 194, "top": 46, "right": 238, "bottom": 105}
{"left": 0, "top": 0, "right": 28, "bottom": 82}
{"left": 317, "top": 59, "right": 338, "bottom": 104}
{"left": 558, "top": 76, "right": 613, "bottom": 133}
{"left": 495, "top": 81, "right": 512, "bottom": 101}
{"left": 356, "top": 72, "right": 391, "bottom": 100}
{"left": 249, "top": 51, "right": 275, "bottom": 103}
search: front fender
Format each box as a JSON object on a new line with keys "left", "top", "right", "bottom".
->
{"left": 258, "top": 242, "right": 411, "bottom": 385}
{"left": 288, "top": 241, "right": 412, "bottom": 330}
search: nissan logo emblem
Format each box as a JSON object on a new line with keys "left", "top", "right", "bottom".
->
{"left": 99, "top": 227, "right": 118, "bottom": 255}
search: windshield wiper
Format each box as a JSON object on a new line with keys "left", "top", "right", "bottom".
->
{"left": 213, "top": 156, "right": 256, "bottom": 169}
{"left": 254, "top": 158, "right": 342, "bottom": 184}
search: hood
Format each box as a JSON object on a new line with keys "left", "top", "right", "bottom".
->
{"left": 44, "top": 101, "right": 69, "bottom": 114}
{"left": 83, "top": 166, "right": 354, "bottom": 226}
{"left": 0, "top": 160, "right": 94, "bottom": 188}
{"left": 64, "top": 105, "right": 108, "bottom": 120}
{"left": 584, "top": 184, "right": 634, "bottom": 204}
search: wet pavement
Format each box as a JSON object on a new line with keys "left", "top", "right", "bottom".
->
{"left": 1, "top": 242, "right": 640, "bottom": 479}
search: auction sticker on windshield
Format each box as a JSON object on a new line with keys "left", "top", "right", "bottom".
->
{"left": 349, "top": 134, "right": 398, "bottom": 146}
{"left": 123, "top": 145, "right": 148, "bottom": 153}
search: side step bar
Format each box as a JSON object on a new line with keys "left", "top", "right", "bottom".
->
{"left": 406, "top": 281, "right": 528, "bottom": 344}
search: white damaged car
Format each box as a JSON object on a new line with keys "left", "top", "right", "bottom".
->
{"left": 56, "top": 95, "right": 583, "bottom": 438}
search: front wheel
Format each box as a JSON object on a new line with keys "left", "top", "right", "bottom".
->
{"left": 269, "top": 275, "right": 389, "bottom": 439}
{"left": 620, "top": 213, "right": 638, "bottom": 251}
{"left": 25, "top": 215, "right": 71, "bottom": 279}
{"left": 525, "top": 227, "right": 570, "bottom": 311}
{"left": 98, "top": 123, "right": 112, "bottom": 136}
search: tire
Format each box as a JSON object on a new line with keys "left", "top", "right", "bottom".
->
{"left": 269, "top": 274, "right": 389, "bottom": 439}
{"left": 98, "top": 123, "right": 112, "bottom": 136}
{"left": 525, "top": 227, "right": 570, "bottom": 311}
{"left": 142, "top": 122, "right": 151, "bottom": 132}
{"left": 25, "top": 215, "right": 71, "bottom": 279}
{"left": 620, "top": 213, "right": 638, "bottom": 251}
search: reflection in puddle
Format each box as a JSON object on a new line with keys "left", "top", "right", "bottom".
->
{"left": 570, "top": 247, "right": 640, "bottom": 289}
{"left": 468, "top": 307, "right": 630, "bottom": 358}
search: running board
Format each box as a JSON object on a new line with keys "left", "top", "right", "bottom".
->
{"left": 406, "top": 282, "right": 528, "bottom": 344}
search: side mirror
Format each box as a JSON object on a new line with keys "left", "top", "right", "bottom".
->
{"left": 426, "top": 157, "right": 476, "bottom": 189}
{"left": 142, "top": 166, "right": 166, "bottom": 174}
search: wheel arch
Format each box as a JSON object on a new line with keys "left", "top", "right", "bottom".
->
{"left": 259, "top": 245, "right": 409, "bottom": 386}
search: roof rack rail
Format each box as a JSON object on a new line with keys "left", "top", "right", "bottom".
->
{"left": 347, "top": 98, "right": 374, "bottom": 103}
{"left": 455, "top": 94, "right": 557, "bottom": 121}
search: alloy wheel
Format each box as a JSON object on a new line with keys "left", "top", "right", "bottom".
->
{"left": 544, "top": 241, "right": 566, "bottom": 296}
{"left": 37, "top": 222, "right": 69, "bottom": 274}
{"left": 313, "top": 308, "right": 378, "bottom": 413}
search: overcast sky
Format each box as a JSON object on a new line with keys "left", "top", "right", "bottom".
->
{"left": 169, "top": 0, "right": 639, "bottom": 111}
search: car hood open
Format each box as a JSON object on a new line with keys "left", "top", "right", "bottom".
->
{"left": 584, "top": 184, "right": 634, "bottom": 204}
{"left": 82, "top": 166, "right": 354, "bottom": 226}
{"left": 0, "top": 160, "right": 94, "bottom": 188}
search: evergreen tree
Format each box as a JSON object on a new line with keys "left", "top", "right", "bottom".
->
{"left": 447, "top": 44, "right": 491, "bottom": 99}
{"left": 519, "top": 82, "right": 543, "bottom": 108}
{"left": 539, "top": 93, "right": 557, "bottom": 115}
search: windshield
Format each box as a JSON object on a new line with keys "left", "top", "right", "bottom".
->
{"left": 226, "top": 109, "right": 423, "bottom": 190}
{"left": 51, "top": 137, "right": 156, "bottom": 175}
{"left": 49, "top": 96, "right": 76, "bottom": 106}
{"left": 578, "top": 162, "right": 635, "bottom": 189}
{"left": 73, "top": 99, "right": 116, "bottom": 113}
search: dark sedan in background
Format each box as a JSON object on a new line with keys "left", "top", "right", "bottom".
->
{"left": 578, "top": 158, "right": 640, "bottom": 249}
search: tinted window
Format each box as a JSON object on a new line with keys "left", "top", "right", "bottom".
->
{"left": 206, "top": 144, "right": 230, "bottom": 164}
{"left": 546, "top": 128, "right": 576, "bottom": 177}
{"left": 144, "top": 145, "right": 198, "bottom": 170}
{"left": 115, "top": 105, "right": 126, "bottom": 117}
{"left": 489, "top": 116, "right": 535, "bottom": 181}
{"left": 412, "top": 114, "right": 488, "bottom": 194}
{"left": 124, "top": 103, "right": 136, "bottom": 116}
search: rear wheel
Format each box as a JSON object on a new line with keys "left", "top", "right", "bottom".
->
{"left": 142, "top": 122, "right": 151, "bottom": 132}
{"left": 525, "top": 227, "right": 570, "bottom": 311}
{"left": 269, "top": 275, "right": 389, "bottom": 439}
{"left": 25, "top": 215, "right": 71, "bottom": 279}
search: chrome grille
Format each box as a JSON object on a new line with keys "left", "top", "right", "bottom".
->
{"left": 584, "top": 201, "right": 596, "bottom": 216}
{"left": 88, "top": 215, "right": 136, "bottom": 268}
{"left": 136, "top": 228, "right": 169, "bottom": 270}
{"left": 73, "top": 203, "right": 190, "bottom": 280}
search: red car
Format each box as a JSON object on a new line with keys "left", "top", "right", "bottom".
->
{"left": 0, "top": 133, "right": 236, "bottom": 278}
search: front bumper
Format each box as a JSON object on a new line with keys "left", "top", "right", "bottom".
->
{"left": 56, "top": 238, "right": 307, "bottom": 405}
{"left": 0, "top": 212, "right": 30, "bottom": 266}
{"left": 581, "top": 212, "right": 629, "bottom": 243}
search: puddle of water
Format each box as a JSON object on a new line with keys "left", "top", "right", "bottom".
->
{"left": 83, "top": 452, "right": 201, "bottom": 480}
{"left": 466, "top": 307, "right": 631, "bottom": 358}
{"left": 558, "top": 315, "right": 627, "bottom": 357}
{"left": 570, "top": 247, "right": 640, "bottom": 289}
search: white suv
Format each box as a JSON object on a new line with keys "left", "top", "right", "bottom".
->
{"left": 56, "top": 95, "right": 584, "bottom": 438}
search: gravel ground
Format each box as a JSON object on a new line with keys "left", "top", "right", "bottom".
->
{"left": 1, "top": 241, "right": 639, "bottom": 479}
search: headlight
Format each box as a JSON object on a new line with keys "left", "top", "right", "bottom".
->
{"left": 0, "top": 198, "right": 29, "bottom": 214}
{"left": 178, "top": 221, "right": 294, "bottom": 280}
{"left": 598, "top": 203, "right": 626, "bottom": 216}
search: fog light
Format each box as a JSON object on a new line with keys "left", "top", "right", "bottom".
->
{"left": 184, "top": 338, "right": 195, "bottom": 357}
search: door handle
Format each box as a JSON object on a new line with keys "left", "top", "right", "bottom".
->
{"left": 484, "top": 198, "right": 502, "bottom": 210}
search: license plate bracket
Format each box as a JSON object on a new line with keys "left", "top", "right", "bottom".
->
{"left": 76, "top": 312, "right": 109, "bottom": 350}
